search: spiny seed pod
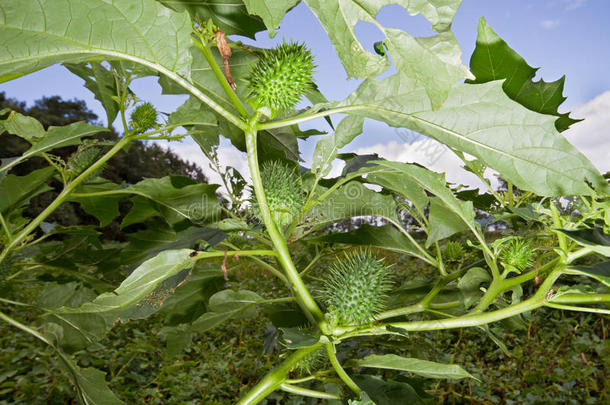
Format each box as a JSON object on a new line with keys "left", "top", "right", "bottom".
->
{"left": 250, "top": 161, "right": 304, "bottom": 230}
{"left": 67, "top": 146, "right": 103, "bottom": 179}
{"left": 130, "top": 102, "right": 157, "bottom": 133}
{"left": 322, "top": 250, "right": 392, "bottom": 326}
{"left": 443, "top": 241, "right": 465, "bottom": 262}
{"left": 245, "top": 41, "right": 315, "bottom": 117}
{"left": 293, "top": 347, "right": 326, "bottom": 375}
{"left": 500, "top": 238, "right": 533, "bottom": 272}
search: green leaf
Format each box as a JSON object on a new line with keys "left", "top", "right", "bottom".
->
{"left": 0, "top": 167, "right": 54, "bottom": 214}
{"left": 69, "top": 179, "right": 123, "bottom": 227}
{"left": 427, "top": 197, "right": 471, "bottom": 247}
{"left": 304, "top": 0, "right": 470, "bottom": 107}
{"left": 559, "top": 228, "right": 610, "bottom": 257}
{"left": 64, "top": 62, "right": 121, "bottom": 127}
{"left": 457, "top": 267, "right": 491, "bottom": 309}
{"left": 367, "top": 160, "right": 477, "bottom": 241}
{"left": 190, "top": 289, "right": 263, "bottom": 333}
{"left": 310, "top": 224, "right": 425, "bottom": 261}
{"left": 156, "top": 0, "right": 266, "bottom": 39}
{"left": 0, "top": 109, "right": 45, "bottom": 141}
{"left": 280, "top": 327, "right": 319, "bottom": 349}
{"left": 568, "top": 261, "right": 610, "bottom": 288}
{"left": 243, "top": 0, "right": 300, "bottom": 37}
{"left": 312, "top": 115, "right": 364, "bottom": 177}
{"left": 57, "top": 354, "right": 123, "bottom": 405}
{"left": 0, "top": 0, "right": 193, "bottom": 82}
{"left": 350, "top": 354, "right": 474, "bottom": 380}
{"left": 51, "top": 249, "right": 195, "bottom": 351}
{"left": 304, "top": 181, "right": 399, "bottom": 231}
{"left": 468, "top": 17, "right": 579, "bottom": 132}
{"left": 0, "top": 121, "right": 105, "bottom": 174}
{"left": 338, "top": 76, "right": 607, "bottom": 196}
{"left": 160, "top": 263, "right": 225, "bottom": 325}
{"left": 352, "top": 375, "right": 423, "bottom": 405}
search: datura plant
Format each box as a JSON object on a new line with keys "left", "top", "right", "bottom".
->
{"left": 0, "top": 1, "right": 609, "bottom": 404}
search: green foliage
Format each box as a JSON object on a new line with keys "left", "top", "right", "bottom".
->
{"left": 0, "top": 1, "right": 609, "bottom": 404}
{"left": 322, "top": 250, "right": 392, "bottom": 326}
{"left": 245, "top": 42, "right": 315, "bottom": 117}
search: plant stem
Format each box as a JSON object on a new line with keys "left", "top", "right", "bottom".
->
{"left": 545, "top": 303, "right": 610, "bottom": 315}
{"left": 279, "top": 383, "right": 341, "bottom": 400}
{"left": 0, "top": 135, "right": 132, "bottom": 265}
{"left": 551, "top": 294, "right": 610, "bottom": 304}
{"left": 192, "top": 36, "right": 249, "bottom": 117}
{"left": 0, "top": 212, "right": 11, "bottom": 240}
{"left": 236, "top": 343, "right": 322, "bottom": 405}
{"left": 245, "top": 119, "right": 327, "bottom": 331}
{"left": 0, "top": 310, "right": 50, "bottom": 345}
{"left": 325, "top": 342, "right": 361, "bottom": 396}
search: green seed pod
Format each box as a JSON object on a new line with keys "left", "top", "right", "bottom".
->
{"left": 443, "top": 241, "right": 465, "bottom": 262}
{"left": 322, "top": 250, "right": 392, "bottom": 326}
{"left": 245, "top": 41, "right": 315, "bottom": 118}
{"left": 67, "top": 145, "right": 103, "bottom": 179}
{"left": 500, "top": 238, "right": 533, "bottom": 272}
{"left": 251, "top": 161, "right": 304, "bottom": 231}
{"left": 130, "top": 102, "right": 157, "bottom": 133}
{"left": 293, "top": 347, "right": 326, "bottom": 375}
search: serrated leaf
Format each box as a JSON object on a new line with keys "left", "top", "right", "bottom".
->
{"left": 58, "top": 355, "right": 123, "bottom": 405}
{"left": 468, "top": 17, "right": 579, "bottom": 132}
{"left": 367, "top": 160, "right": 477, "bottom": 242}
{"left": 0, "top": 121, "right": 105, "bottom": 174}
{"left": 312, "top": 115, "right": 364, "bottom": 177}
{"left": 310, "top": 224, "right": 426, "bottom": 261}
{"left": 304, "top": 181, "right": 399, "bottom": 231}
{"left": 156, "top": 0, "right": 266, "bottom": 39}
{"left": 243, "top": 0, "right": 300, "bottom": 37}
{"left": 350, "top": 354, "right": 474, "bottom": 380}
{"left": 0, "top": 109, "right": 45, "bottom": 141}
{"left": 0, "top": 0, "right": 192, "bottom": 82}
{"left": 0, "top": 167, "right": 54, "bottom": 214}
{"left": 51, "top": 249, "right": 195, "bottom": 351}
{"left": 64, "top": 62, "right": 121, "bottom": 127}
{"left": 338, "top": 76, "right": 607, "bottom": 196}
{"left": 304, "top": 0, "right": 470, "bottom": 107}
{"left": 559, "top": 228, "right": 610, "bottom": 257}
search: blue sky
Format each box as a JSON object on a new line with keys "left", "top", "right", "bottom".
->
{"left": 1, "top": 0, "right": 609, "bottom": 185}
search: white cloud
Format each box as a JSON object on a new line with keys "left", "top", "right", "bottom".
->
{"left": 540, "top": 19, "right": 560, "bottom": 29}
{"left": 563, "top": 0, "right": 586, "bottom": 10}
{"left": 565, "top": 90, "right": 610, "bottom": 175}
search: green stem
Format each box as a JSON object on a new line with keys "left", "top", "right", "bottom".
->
{"left": 387, "top": 219, "right": 437, "bottom": 266}
{"left": 551, "top": 294, "right": 610, "bottom": 304}
{"left": 545, "top": 303, "right": 610, "bottom": 315}
{"left": 326, "top": 342, "right": 361, "bottom": 396}
{"left": 0, "top": 136, "right": 132, "bottom": 264}
{"left": 0, "top": 212, "right": 11, "bottom": 240}
{"left": 0, "top": 310, "right": 50, "bottom": 345}
{"left": 279, "top": 383, "right": 341, "bottom": 400}
{"left": 236, "top": 343, "right": 322, "bottom": 405}
{"left": 258, "top": 106, "right": 369, "bottom": 131}
{"left": 192, "top": 36, "right": 249, "bottom": 117}
{"left": 435, "top": 242, "right": 447, "bottom": 276}
{"left": 245, "top": 119, "right": 327, "bottom": 331}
